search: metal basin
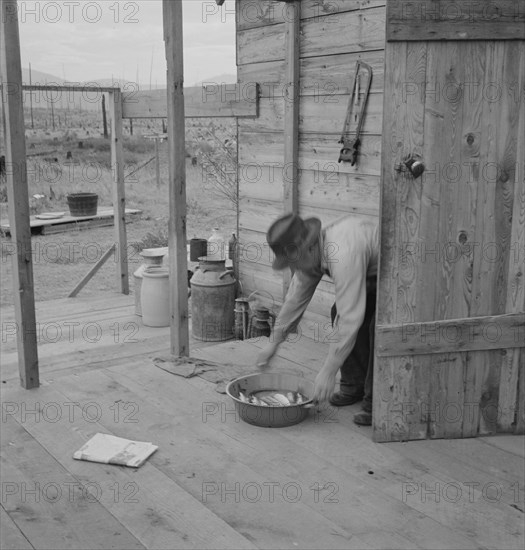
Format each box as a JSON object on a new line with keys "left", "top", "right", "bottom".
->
{"left": 226, "top": 372, "right": 315, "bottom": 428}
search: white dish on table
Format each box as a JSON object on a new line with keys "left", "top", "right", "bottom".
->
{"left": 35, "top": 212, "right": 66, "bottom": 220}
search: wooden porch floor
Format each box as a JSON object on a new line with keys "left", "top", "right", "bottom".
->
{"left": 1, "top": 293, "right": 524, "bottom": 550}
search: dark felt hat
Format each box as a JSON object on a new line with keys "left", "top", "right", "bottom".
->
{"left": 266, "top": 213, "right": 321, "bottom": 270}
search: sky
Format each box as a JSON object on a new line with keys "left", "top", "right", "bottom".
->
{"left": 16, "top": 0, "right": 237, "bottom": 87}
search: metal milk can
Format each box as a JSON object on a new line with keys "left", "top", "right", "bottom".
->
{"left": 190, "top": 257, "right": 236, "bottom": 341}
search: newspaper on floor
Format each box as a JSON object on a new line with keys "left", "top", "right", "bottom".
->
{"left": 73, "top": 433, "right": 158, "bottom": 468}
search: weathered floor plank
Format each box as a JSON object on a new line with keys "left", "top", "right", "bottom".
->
{"left": 1, "top": 383, "right": 258, "bottom": 550}
{"left": 51, "top": 367, "right": 368, "bottom": 550}
{"left": 186, "top": 376, "right": 523, "bottom": 549}
{"left": 0, "top": 415, "right": 145, "bottom": 550}
{"left": 478, "top": 435, "right": 525, "bottom": 459}
{"left": 57, "top": 358, "right": 498, "bottom": 550}
{"left": 0, "top": 505, "right": 34, "bottom": 550}
{"left": 0, "top": 293, "right": 215, "bottom": 382}
{"left": 0, "top": 294, "right": 523, "bottom": 550}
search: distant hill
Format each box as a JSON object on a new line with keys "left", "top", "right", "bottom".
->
{"left": 20, "top": 68, "right": 237, "bottom": 89}
{"left": 22, "top": 68, "right": 65, "bottom": 85}
{"left": 18, "top": 68, "right": 237, "bottom": 113}
{"left": 192, "top": 74, "right": 237, "bottom": 87}
{"left": 20, "top": 69, "right": 164, "bottom": 112}
{"left": 21, "top": 68, "right": 161, "bottom": 90}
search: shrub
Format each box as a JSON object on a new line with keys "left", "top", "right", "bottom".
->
{"left": 124, "top": 137, "right": 155, "bottom": 155}
{"left": 91, "top": 139, "right": 111, "bottom": 152}
{"left": 130, "top": 228, "right": 169, "bottom": 253}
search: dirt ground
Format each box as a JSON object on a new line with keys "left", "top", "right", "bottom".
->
{"left": 0, "top": 131, "right": 236, "bottom": 307}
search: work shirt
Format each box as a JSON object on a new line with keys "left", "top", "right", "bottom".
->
{"left": 274, "top": 216, "right": 379, "bottom": 371}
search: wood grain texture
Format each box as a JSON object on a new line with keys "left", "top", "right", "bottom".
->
{"left": 500, "top": 41, "right": 525, "bottom": 433}
{"left": 467, "top": 41, "right": 521, "bottom": 437}
{"left": 388, "top": 40, "right": 429, "bottom": 443}
{"left": 516, "top": 347, "right": 525, "bottom": 434}
{"left": 238, "top": 131, "right": 382, "bottom": 176}
{"left": 300, "top": 7, "right": 386, "bottom": 58}
{"left": 0, "top": 303, "right": 523, "bottom": 549}
{"left": 52, "top": 368, "right": 364, "bottom": 550}
{"left": 3, "top": 382, "right": 256, "bottom": 550}
{"left": 236, "top": 0, "right": 386, "bottom": 30}
{"left": 413, "top": 43, "right": 449, "bottom": 439}
{"left": 0, "top": 506, "right": 33, "bottom": 550}
{"left": 299, "top": 171, "right": 380, "bottom": 217}
{"left": 381, "top": 39, "right": 428, "bottom": 440}
{"left": 387, "top": 0, "right": 525, "bottom": 41}
{"left": 283, "top": 0, "right": 300, "bottom": 216}
{"left": 0, "top": 0, "right": 39, "bottom": 389}
{"left": 237, "top": 51, "right": 385, "bottom": 97}
{"left": 376, "top": 313, "right": 525, "bottom": 356}
{"left": 430, "top": 42, "right": 472, "bottom": 439}
{"left": 237, "top": 93, "right": 383, "bottom": 135}
{"left": 163, "top": 0, "right": 190, "bottom": 356}
{"left": 109, "top": 90, "right": 129, "bottom": 295}
{"left": 0, "top": 415, "right": 145, "bottom": 550}
{"left": 236, "top": 1, "right": 386, "bottom": 310}
{"left": 237, "top": 7, "right": 385, "bottom": 65}
{"left": 375, "top": 35, "right": 524, "bottom": 441}
{"left": 374, "top": 41, "right": 408, "bottom": 441}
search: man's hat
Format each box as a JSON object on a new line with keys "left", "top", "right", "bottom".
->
{"left": 267, "top": 213, "right": 321, "bottom": 270}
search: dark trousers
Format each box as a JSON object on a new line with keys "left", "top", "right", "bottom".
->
{"left": 331, "top": 290, "right": 376, "bottom": 413}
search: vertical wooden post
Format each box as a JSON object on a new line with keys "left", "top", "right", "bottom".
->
{"left": 282, "top": 0, "right": 301, "bottom": 297}
{"left": 163, "top": 0, "right": 190, "bottom": 356}
{"left": 155, "top": 138, "right": 161, "bottom": 187}
{"left": 29, "top": 62, "right": 34, "bottom": 129}
{"left": 50, "top": 96, "right": 55, "bottom": 130}
{"left": 109, "top": 89, "right": 129, "bottom": 294}
{"left": 0, "top": 0, "right": 39, "bottom": 388}
{"left": 102, "top": 94, "right": 108, "bottom": 138}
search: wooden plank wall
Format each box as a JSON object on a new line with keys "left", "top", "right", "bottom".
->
{"left": 236, "top": 0, "right": 386, "bottom": 327}
{"left": 375, "top": 37, "right": 525, "bottom": 441}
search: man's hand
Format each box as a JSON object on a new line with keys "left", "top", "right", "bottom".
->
{"left": 256, "top": 342, "right": 278, "bottom": 370}
{"left": 313, "top": 367, "right": 337, "bottom": 403}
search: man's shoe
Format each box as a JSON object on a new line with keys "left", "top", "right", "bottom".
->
{"left": 353, "top": 411, "right": 372, "bottom": 426}
{"left": 329, "top": 392, "right": 363, "bottom": 407}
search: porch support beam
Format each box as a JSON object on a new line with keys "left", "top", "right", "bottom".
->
{"left": 163, "top": 0, "right": 190, "bottom": 356}
{"left": 0, "top": 0, "right": 39, "bottom": 388}
{"left": 282, "top": 0, "right": 301, "bottom": 297}
{"left": 109, "top": 89, "right": 129, "bottom": 294}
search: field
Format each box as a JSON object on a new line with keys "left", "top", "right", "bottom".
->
{"left": 0, "top": 106, "right": 237, "bottom": 307}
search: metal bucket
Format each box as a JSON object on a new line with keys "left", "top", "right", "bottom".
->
{"left": 190, "top": 258, "right": 236, "bottom": 341}
{"left": 189, "top": 238, "right": 207, "bottom": 262}
{"left": 226, "top": 373, "right": 315, "bottom": 428}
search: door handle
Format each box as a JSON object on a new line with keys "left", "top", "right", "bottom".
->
{"left": 404, "top": 156, "right": 425, "bottom": 178}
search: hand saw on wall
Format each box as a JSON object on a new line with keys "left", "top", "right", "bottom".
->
{"left": 338, "top": 61, "right": 373, "bottom": 166}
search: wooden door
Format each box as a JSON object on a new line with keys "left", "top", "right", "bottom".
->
{"left": 374, "top": 0, "right": 524, "bottom": 442}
